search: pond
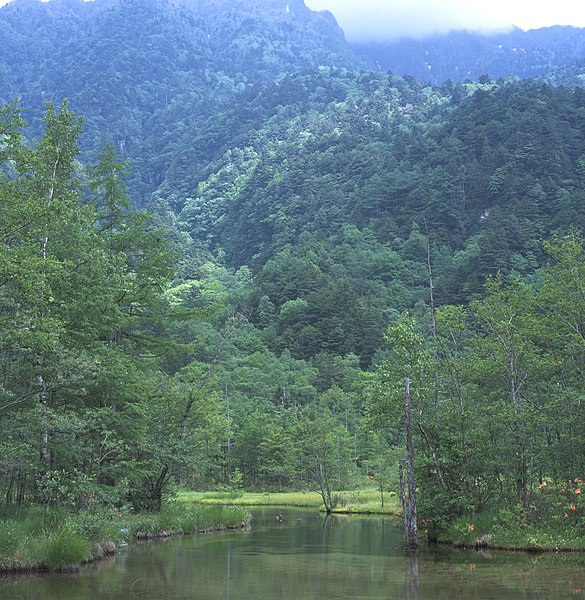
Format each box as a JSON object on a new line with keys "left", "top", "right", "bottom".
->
{"left": 1, "top": 508, "right": 585, "bottom": 599}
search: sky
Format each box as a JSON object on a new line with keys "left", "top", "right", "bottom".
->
{"left": 304, "top": 0, "right": 585, "bottom": 42}
{"left": 2, "top": 0, "right": 585, "bottom": 42}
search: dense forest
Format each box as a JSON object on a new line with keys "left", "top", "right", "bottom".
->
{"left": 2, "top": 0, "right": 585, "bottom": 538}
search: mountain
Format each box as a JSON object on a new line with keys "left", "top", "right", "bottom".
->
{"left": 0, "top": 0, "right": 364, "bottom": 202}
{"left": 352, "top": 26, "right": 585, "bottom": 84}
{"left": 3, "top": 0, "right": 585, "bottom": 329}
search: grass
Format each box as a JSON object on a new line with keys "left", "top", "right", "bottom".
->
{"left": 34, "top": 530, "right": 90, "bottom": 569}
{"left": 178, "top": 490, "right": 324, "bottom": 507}
{"left": 126, "top": 503, "right": 251, "bottom": 539}
{"left": 177, "top": 488, "right": 400, "bottom": 515}
{"left": 438, "top": 511, "right": 585, "bottom": 552}
{"left": 0, "top": 515, "right": 92, "bottom": 572}
{"left": 0, "top": 503, "right": 251, "bottom": 573}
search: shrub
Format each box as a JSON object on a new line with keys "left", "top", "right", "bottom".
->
{"left": 530, "top": 478, "right": 584, "bottom": 529}
{"left": 73, "top": 508, "right": 125, "bottom": 543}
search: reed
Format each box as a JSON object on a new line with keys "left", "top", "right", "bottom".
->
{"left": 0, "top": 518, "right": 91, "bottom": 572}
{"left": 127, "top": 504, "right": 251, "bottom": 539}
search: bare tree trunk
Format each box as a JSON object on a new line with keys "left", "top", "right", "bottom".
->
{"left": 399, "top": 459, "right": 407, "bottom": 522}
{"left": 38, "top": 362, "right": 49, "bottom": 467}
{"left": 404, "top": 378, "right": 418, "bottom": 551}
{"left": 38, "top": 154, "right": 60, "bottom": 472}
{"left": 424, "top": 221, "right": 440, "bottom": 428}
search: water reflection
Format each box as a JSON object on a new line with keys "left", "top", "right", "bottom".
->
{"left": 404, "top": 554, "right": 419, "bottom": 600}
{"left": 225, "top": 542, "right": 231, "bottom": 600}
{"left": 1, "top": 508, "right": 585, "bottom": 599}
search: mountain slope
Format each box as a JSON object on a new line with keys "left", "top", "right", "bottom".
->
{"left": 175, "top": 73, "right": 585, "bottom": 298}
{"left": 0, "top": 0, "right": 364, "bottom": 202}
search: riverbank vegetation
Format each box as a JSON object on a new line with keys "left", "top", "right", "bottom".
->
{"left": 0, "top": 504, "right": 250, "bottom": 573}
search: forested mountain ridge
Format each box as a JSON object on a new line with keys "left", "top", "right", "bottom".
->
{"left": 177, "top": 74, "right": 585, "bottom": 301}
{"left": 0, "top": 0, "right": 363, "bottom": 201}
{"left": 353, "top": 26, "right": 585, "bottom": 84}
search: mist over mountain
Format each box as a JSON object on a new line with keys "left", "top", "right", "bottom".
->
{"left": 352, "top": 26, "right": 585, "bottom": 84}
{"left": 2, "top": 0, "right": 585, "bottom": 288}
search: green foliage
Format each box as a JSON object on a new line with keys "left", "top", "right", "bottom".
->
{"left": 0, "top": 100, "right": 179, "bottom": 511}
{"left": 0, "top": 0, "right": 364, "bottom": 204}
{"left": 34, "top": 529, "right": 91, "bottom": 569}
{"left": 442, "top": 498, "right": 585, "bottom": 550}
{"left": 530, "top": 479, "right": 585, "bottom": 528}
{"left": 366, "top": 232, "right": 585, "bottom": 538}
{"left": 0, "top": 523, "right": 19, "bottom": 560}
{"left": 72, "top": 508, "right": 127, "bottom": 545}
{"left": 292, "top": 402, "right": 356, "bottom": 511}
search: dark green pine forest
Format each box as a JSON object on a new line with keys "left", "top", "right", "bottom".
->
{"left": 2, "top": 0, "right": 585, "bottom": 532}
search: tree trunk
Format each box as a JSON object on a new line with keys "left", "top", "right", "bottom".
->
{"left": 38, "top": 367, "right": 49, "bottom": 467}
{"left": 424, "top": 223, "right": 440, "bottom": 428}
{"left": 404, "top": 377, "right": 418, "bottom": 551}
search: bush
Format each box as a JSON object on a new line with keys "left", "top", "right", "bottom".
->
{"left": 529, "top": 478, "right": 584, "bottom": 529}
{"left": 73, "top": 508, "right": 126, "bottom": 543}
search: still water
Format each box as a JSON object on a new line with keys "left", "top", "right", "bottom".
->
{"left": 2, "top": 508, "right": 585, "bottom": 599}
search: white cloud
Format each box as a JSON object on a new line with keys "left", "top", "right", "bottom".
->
{"left": 305, "top": 0, "right": 585, "bottom": 41}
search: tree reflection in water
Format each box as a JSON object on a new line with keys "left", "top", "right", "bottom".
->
{"left": 404, "top": 553, "right": 419, "bottom": 600}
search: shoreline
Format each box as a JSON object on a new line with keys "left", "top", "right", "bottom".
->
{"left": 440, "top": 538, "right": 585, "bottom": 554}
{"left": 0, "top": 540, "right": 117, "bottom": 575}
{"left": 0, "top": 522, "right": 249, "bottom": 575}
{"left": 0, "top": 504, "right": 250, "bottom": 575}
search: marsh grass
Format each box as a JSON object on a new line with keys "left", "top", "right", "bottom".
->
{"left": 0, "top": 516, "right": 91, "bottom": 572}
{"left": 177, "top": 488, "right": 400, "bottom": 514}
{"left": 0, "top": 502, "right": 250, "bottom": 573}
{"left": 34, "top": 530, "right": 90, "bottom": 569}
{"left": 127, "top": 504, "right": 251, "bottom": 539}
{"left": 178, "top": 490, "right": 325, "bottom": 507}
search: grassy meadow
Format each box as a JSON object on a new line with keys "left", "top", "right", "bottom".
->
{"left": 177, "top": 488, "right": 400, "bottom": 515}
